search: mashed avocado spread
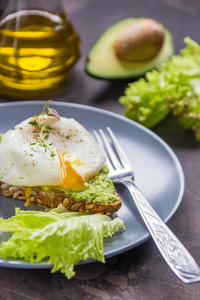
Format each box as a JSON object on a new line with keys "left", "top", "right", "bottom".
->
{"left": 41, "top": 165, "right": 119, "bottom": 204}
{"left": 64, "top": 165, "right": 119, "bottom": 203}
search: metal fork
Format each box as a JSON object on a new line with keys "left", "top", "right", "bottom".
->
{"left": 93, "top": 127, "right": 200, "bottom": 284}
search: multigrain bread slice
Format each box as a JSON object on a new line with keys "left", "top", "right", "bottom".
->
{"left": 0, "top": 165, "right": 122, "bottom": 215}
{"left": 0, "top": 181, "right": 122, "bottom": 215}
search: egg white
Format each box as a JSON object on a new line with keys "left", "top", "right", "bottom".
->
{"left": 0, "top": 115, "right": 106, "bottom": 188}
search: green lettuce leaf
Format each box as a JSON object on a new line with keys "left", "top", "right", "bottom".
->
{"left": 119, "top": 37, "right": 200, "bottom": 139}
{"left": 119, "top": 72, "right": 170, "bottom": 128}
{"left": 0, "top": 207, "right": 125, "bottom": 279}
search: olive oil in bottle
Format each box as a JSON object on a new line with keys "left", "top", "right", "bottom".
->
{"left": 0, "top": 9, "right": 81, "bottom": 98}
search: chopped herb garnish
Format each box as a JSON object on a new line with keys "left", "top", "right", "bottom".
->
{"left": 44, "top": 135, "right": 49, "bottom": 140}
{"left": 29, "top": 121, "right": 40, "bottom": 127}
{"left": 28, "top": 100, "right": 60, "bottom": 157}
{"left": 47, "top": 108, "right": 60, "bottom": 120}
{"left": 45, "top": 125, "right": 52, "bottom": 130}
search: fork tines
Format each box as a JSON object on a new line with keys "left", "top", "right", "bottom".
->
{"left": 93, "top": 127, "right": 131, "bottom": 171}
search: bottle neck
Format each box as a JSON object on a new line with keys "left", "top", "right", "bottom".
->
{"left": 0, "top": 0, "right": 64, "bottom": 21}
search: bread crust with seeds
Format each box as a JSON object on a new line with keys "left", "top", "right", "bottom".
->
{"left": 0, "top": 181, "right": 122, "bottom": 215}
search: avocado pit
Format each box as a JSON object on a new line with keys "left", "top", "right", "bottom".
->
{"left": 115, "top": 18, "right": 165, "bottom": 62}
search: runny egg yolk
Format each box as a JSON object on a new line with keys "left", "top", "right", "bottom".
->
{"left": 24, "top": 187, "right": 33, "bottom": 206}
{"left": 56, "top": 149, "right": 87, "bottom": 191}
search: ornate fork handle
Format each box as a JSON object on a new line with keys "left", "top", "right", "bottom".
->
{"left": 121, "top": 178, "right": 200, "bottom": 283}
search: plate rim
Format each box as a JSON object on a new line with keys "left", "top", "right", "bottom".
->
{"left": 0, "top": 100, "right": 185, "bottom": 269}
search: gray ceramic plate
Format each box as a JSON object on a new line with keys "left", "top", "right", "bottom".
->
{"left": 0, "top": 101, "right": 185, "bottom": 269}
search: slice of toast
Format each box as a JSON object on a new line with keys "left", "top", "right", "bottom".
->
{"left": 0, "top": 181, "right": 122, "bottom": 215}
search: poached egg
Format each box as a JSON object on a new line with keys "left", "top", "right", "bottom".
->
{"left": 0, "top": 115, "right": 106, "bottom": 191}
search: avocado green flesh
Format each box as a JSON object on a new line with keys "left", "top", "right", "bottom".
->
{"left": 85, "top": 18, "right": 174, "bottom": 79}
{"left": 43, "top": 165, "right": 119, "bottom": 204}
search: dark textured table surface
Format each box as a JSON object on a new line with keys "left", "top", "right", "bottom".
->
{"left": 0, "top": 0, "right": 200, "bottom": 299}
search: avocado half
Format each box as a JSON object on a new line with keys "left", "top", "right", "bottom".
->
{"left": 85, "top": 18, "right": 174, "bottom": 79}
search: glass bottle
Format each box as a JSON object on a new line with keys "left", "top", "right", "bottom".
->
{"left": 0, "top": 0, "right": 81, "bottom": 98}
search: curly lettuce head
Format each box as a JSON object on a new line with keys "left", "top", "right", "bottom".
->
{"left": 119, "top": 37, "right": 200, "bottom": 140}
